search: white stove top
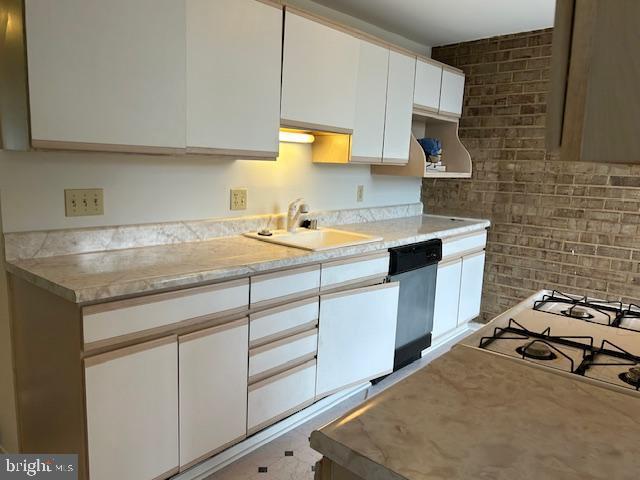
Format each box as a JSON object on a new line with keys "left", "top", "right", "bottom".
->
{"left": 462, "top": 290, "right": 640, "bottom": 396}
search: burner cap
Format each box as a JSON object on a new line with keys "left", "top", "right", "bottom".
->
{"left": 516, "top": 341, "right": 557, "bottom": 361}
{"left": 561, "top": 306, "right": 594, "bottom": 319}
{"left": 619, "top": 367, "right": 640, "bottom": 388}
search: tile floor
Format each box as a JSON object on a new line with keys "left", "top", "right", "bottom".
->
{"left": 205, "top": 354, "right": 432, "bottom": 480}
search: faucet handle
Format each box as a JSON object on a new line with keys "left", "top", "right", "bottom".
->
{"left": 288, "top": 198, "right": 303, "bottom": 211}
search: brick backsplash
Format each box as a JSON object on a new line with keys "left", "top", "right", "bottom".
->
{"left": 425, "top": 28, "right": 640, "bottom": 322}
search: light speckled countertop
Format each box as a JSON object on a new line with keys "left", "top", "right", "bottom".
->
{"left": 5, "top": 214, "right": 489, "bottom": 304}
{"left": 310, "top": 346, "right": 640, "bottom": 480}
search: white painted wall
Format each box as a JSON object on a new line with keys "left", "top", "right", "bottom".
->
{"left": 0, "top": 144, "right": 420, "bottom": 232}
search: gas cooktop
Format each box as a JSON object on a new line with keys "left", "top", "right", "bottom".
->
{"left": 461, "top": 290, "right": 640, "bottom": 396}
{"left": 532, "top": 290, "right": 640, "bottom": 332}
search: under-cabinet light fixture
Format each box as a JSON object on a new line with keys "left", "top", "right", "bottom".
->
{"left": 279, "top": 130, "right": 315, "bottom": 144}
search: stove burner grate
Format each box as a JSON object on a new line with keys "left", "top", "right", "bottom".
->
{"left": 533, "top": 290, "right": 622, "bottom": 326}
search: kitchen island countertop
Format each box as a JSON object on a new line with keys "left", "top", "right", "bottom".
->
{"left": 310, "top": 345, "right": 640, "bottom": 480}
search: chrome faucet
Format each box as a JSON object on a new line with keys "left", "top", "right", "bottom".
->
{"left": 286, "top": 198, "right": 309, "bottom": 233}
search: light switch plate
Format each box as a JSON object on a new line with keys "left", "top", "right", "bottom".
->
{"left": 65, "top": 189, "right": 104, "bottom": 217}
{"left": 356, "top": 185, "right": 364, "bottom": 202}
{"left": 230, "top": 188, "right": 247, "bottom": 211}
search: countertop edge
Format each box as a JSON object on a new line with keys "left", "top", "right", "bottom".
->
{"left": 6, "top": 216, "right": 491, "bottom": 304}
{"left": 310, "top": 430, "right": 407, "bottom": 480}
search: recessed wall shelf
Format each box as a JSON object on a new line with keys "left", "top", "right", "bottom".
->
{"left": 371, "top": 111, "right": 471, "bottom": 178}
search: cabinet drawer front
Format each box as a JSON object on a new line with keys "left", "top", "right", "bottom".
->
{"left": 442, "top": 231, "right": 487, "bottom": 260}
{"left": 251, "top": 265, "right": 320, "bottom": 307}
{"left": 320, "top": 253, "right": 389, "bottom": 291}
{"left": 83, "top": 279, "right": 249, "bottom": 347}
{"left": 249, "top": 329, "right": 318, "bottom": 383}
{"left": 247, "top": 360, "right": 316, "bottom": 434}
{"left": 250, "top": 297, "right": 319, "bottom": 347}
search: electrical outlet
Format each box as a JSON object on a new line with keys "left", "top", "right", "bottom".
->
{"left": 356, "top": 185, "right": 364, "bottom": 202}
{"left": 230, "top": 188, "right": 248, "bottom": 211}
{"left": 64, "top": 189, "right": 104, "bottom": 217}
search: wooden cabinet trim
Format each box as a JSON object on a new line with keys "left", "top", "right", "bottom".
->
{"left": 83, "top": 306, "right": 248, "bottom": 354}
{"left": 320, "top": 281, "right": 397, "bottom": 301}
{"left": 350, "top": 155, "right": 383, "bottom": 164}
{"left": 249, "top": 328, "right": 317, "bottom": 356}
{"left": 248, "top": 359, "right": 316, "bottom": 392}
{"left": 247, "top": 398, "right": 315, "bottom": 436}
{"left": 280, "top": 119, "right": 353, "bottom": 135}
{"left": 248, "top": 352, "right": 317, "bottom": 386}
{"left": 249, "top": 296, "right": 318, "bottom": 320}
{"left": 186, "top": 146, "right": 278, "bottom": 159}
{"left": 252, "top": 264, "right": 320, "bottom": 283}
{"left": 179, "top": 317, "right": 248, "bottom": 343}
{"left": 31, "top": 139, "right": 184, "bottom": 155}
{"left": 84, "top": 335, "right": 176, "bottom": 368}
{"left": 321, "top": 251, "right": 388, "bottom": 268}
{"left": 83, "top": 278, "right": 248, "bottom": 315}
{"left": 151, "top": 467, "right": 180, "bottom": 480}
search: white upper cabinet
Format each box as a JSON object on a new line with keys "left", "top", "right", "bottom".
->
{"left": 351, "top": 41, "right": 390, "bottom": 163}
{"left": 25, "top": 0, "right": 186, "bottom": 152}
{"left": 414, "top": 59, "right": 443, "bottom": 112}
{"left": 439, "top": 68, "right": 466, "bottom": 117}
{"left": 382, "top": 51, "right": 416, "bottom": 164}
{"left": 281, "top": 11, "right": 360, "bottom": 132}
{"left": 186, "top": 0, "right": 282, "bottom": 158}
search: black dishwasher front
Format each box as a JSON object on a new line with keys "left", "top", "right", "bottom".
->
{"left": 388, "top": 239, "right": 442, "bottom": 371}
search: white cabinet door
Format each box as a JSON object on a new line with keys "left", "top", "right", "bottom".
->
{"left": 382, "top": 51, "right": 416, "bottom": 164}
{"left": 351, "top": 41, "right": 389, "bottom": 163}
{"left": 432, "top": 258, "right": 462, "bottom": 340}
{"left": 316, "top": 283, "right": 399, "bottom": 398}
{"left": 414, "top": 59, "right": 443, "bottom": 112}
{"left": 458, "top": 251, "right": 486, "bottom": 324}
{"left": 186, "top": 0, "right": 281, "bottom": 158}
{"left": 25, "top": 0, "right": 186, "bottom": 151}
{"left": 85, "top": 337, "right": 179, "bottom": 480}
{"left": 439, "top": 68, "right": 465, "bottom": 117}
{"left": 179, "top": 319, "right": 248, "bottom": 468}
{"left": 281, "top": 11, "right": 359, "bottom": 132}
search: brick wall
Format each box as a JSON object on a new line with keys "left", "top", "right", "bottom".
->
{"left": 425, "top": 28, "right": 640, "bottom": 321}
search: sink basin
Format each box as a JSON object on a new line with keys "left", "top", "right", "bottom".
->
{"left": 244, "top": 228, "right": 383, "bottom": 251}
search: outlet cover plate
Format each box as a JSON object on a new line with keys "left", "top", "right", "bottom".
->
{"left": 65, "top": 189, "right": 104, "bottom": 217}
{"left": 356, "top": 185, "right": 364, "bottom": 202}
{"left": 230, "top": 188, "right": 248, "bottom": 211}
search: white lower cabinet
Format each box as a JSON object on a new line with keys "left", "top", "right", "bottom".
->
{"left": 458, "top": 251, "right": 486, "bottom": 324}
{"left": 247, "top": 360, "right": 317, "bottom": 435}
{"left": 316, "top": 282, "right": 400, "bottom": 398}
{"left": 84, "top": 337, "right": 179, "bottom": 480}
{"left": 178, "top": 319, "right": 249, "bottom": 468}
{"left": 432, "top": 258, "right": 462, "bottom": 339}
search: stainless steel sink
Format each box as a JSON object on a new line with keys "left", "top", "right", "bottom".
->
{"left": 244, "top": 228, "right": 383, "bottom": 251}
